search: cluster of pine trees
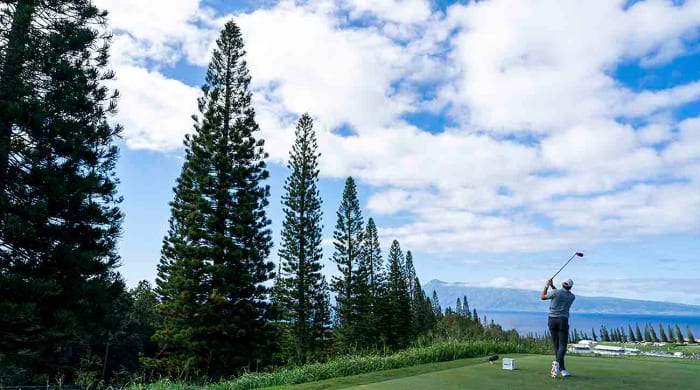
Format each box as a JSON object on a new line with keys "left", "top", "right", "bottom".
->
{"left": 569, "top": 323, "right": 697, "bottom": 344}
{"left": 0, "top": 0, "right": 131, "bottom": 384}
{"left": 1, "top": 3, "right": 520, "bottom": 383}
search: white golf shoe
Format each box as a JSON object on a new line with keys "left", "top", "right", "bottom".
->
{"left": 550, "top": 361, "right": 560, "bottom": 379}
{"left": 561, "top": 370, "right": 570, "bottom": 377}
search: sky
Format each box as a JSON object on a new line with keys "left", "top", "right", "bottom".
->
{"left": 94, "top": 0, "right": 700, "bottom": 305}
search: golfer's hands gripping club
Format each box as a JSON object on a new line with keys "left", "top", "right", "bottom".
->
{"left": 546, "top": 278, "right": 555, "bottom": 288}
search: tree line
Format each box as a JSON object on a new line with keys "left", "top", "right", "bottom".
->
{"left": 568, "top": 323, "right": 697, "bottom": 344}
{"left": 0, "top": 3, "right": 520, "bottom": 384}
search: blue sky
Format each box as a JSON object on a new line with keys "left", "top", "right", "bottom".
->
{"left": 98, "top": 0, "right": 700, "bottom": 305}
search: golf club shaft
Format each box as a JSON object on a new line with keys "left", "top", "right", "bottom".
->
{"left": 551, "top": 253, "right": 577, "bottom": 279}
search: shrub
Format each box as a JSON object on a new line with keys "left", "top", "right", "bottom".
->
{"left": 127, "top": 340, "right": 547, "bottom": 390}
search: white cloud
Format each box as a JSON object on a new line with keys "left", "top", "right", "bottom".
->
{"left": 637, "top": 123, "right": 672, "bottom": 145}
{"left": 235, "top": 2, "right": 414, "bottom": 132}
{"left": 346, "top": 0, "right": 432, "bottom": 24}
{"left": 96, "top": 0, "right": 217, "bottom": 66}
{"left": 110, "top": 66, "right": 200, "bottom": 151}
{"left": 100, "top": 0, "right": 700, "bottom": 258}
{"left": 663, "top": 116, "right": 700, "bottom": 165}
{"left": 618, "top": 81, "right": 700, "bottom": 118}
{"left": 441, "top": 0, "right": 700, "bottom": 133}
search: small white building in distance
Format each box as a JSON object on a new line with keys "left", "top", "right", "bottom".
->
{"left": 569, "top": 344, "right": 593, "bottom": 354}
{"left": 593, "top": 345, "right": 624, "bottom": 356}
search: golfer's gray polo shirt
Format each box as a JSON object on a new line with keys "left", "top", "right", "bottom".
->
{"left": 547, "top": 289, "right": 575, "bottom": 318}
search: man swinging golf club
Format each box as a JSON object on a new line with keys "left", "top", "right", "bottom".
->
{"left": 541, "top": 277, "right": 576, "bottom": 378}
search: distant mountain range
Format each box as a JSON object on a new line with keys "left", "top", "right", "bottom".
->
{"left": 424, "top": 279, "right": 700, "bottom": 315}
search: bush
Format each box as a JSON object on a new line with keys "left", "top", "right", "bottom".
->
{"left": 127, "top": 340, "right": 548, "bottom": 390}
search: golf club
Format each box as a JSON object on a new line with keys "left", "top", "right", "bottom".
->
{"left": 551, "top": 252, "right": 583, "bottom": 280}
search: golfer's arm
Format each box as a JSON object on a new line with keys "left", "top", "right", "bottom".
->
{"left": 541, "top": 282, "right": 556, "bottom": 300}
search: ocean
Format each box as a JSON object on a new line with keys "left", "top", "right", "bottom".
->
{"left": 480, "top": 310, "right": 700, "bottom": 339}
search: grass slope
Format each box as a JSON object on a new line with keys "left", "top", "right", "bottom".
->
{"left": 272, "top": 355, "right": 700, "bottom": 390}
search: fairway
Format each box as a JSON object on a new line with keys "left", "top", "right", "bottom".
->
{"left": 274, "top": 354, "right": 700, "bottom": 390}
{"left": 350, "top": 355, "right": 700, "bottom": 390}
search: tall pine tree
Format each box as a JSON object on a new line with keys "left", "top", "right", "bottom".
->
{"left": 277, "top": 113, "right": 326, "bottom": 363}
{"left": 362, "top": 218, "right": 384, "bottom": 304}
{"left": 659, "top": 324, "right": 669, "bottom": 343}
{"left": 330, "top": 177, "right": 365, "bottom": 349}
{"left": 635, "top": 323, "right": 644, "bottom": 342}
{"left": 383, "top": 240, "right": 412, "bottom": 349}
{"left": 432, "top": 290, "right": 443, "bottom": 320}
{"left": 628, "top": 325, "right": 636, "bottom": 342}
{"left": 0, "top": 0, "right": 125, "bottom": 382}
{"left": 404, "top": 250, "right": 417, "bottom": 299}
{"left": 154, "top": 21, "right": 274, "bottom": 378}
{"left": 360, "top": 217, "right": 384, "bottom": 346}
{"left": 675, "top": 324, "right": 684, "bottom": 343}
{"left": 686, "top": 325, "right": 696, "bottom": 343}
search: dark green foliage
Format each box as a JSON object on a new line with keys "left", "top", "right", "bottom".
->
{"left": 658, "top": 324, "right": 669, "bottom": 343}
{"left": 648, "top": 323, "right": 658, "bottom": 342}
{"left": 362, "top": 218, "right": 384, "bottom": 299}
{"left": 459, "top": 296, "right": 471, "bottom": 318}
{"left": 352, "top": 248, "right": 376, "bottom": 350}
{"left": 277, "top": 113, "right": 327, "bottom": 364}
{"left": 431, "top": 290, "right": 443, "bottom": 320}
{"left": 310, "top": 277, "right": 333, "bottom": 356}
{"left": 330, "top": 177, "right": 364, "bottom": 349}
{"left": 686, "top": 325, "right": 696, "bottom": 343}
{"left": 154, "top": 20, "right": 274, "bottom": 378}
{"left": 635, "top": 323, "right": 644, "bottom": 342}
{"left": 675, "top": 324, "right": 684, "bottom": 343}
{"left": 591, "top": 328, "right": 598, "bottom": 342}
{"left": 404, "top": 251, "right": 416, "bottom": 299}
{"left": 403, "top": 251, "right": 419, "bottom": 339}
{"left": 382, "top": 240, "right": 412, "bottom": 349}
{"left": 411, "top": 279, "right": 435, "bottom": 337}
{"left": 628, "top": 325, "right": 635, "bottom": 342}
{"left": 425, "top": 311, "right": 520, "bottom": 344}
{"left": 104, "top": 281, "right": 161, "bottom": 383}
{"left": 359, "top": 217, "right": 385, "bottom": 347}
{"left": 0, "top": 0, "right": 125, "bottom": 383}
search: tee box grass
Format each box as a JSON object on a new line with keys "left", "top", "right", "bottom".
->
{"left": 271, "top": 354, "right": 700, "bottom": 390}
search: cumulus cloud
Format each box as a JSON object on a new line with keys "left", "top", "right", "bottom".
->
{"left": 100, "top": 0, "right": 700, "bottom": 260}
{"left": 236, "top": 2, "right": 415, "bottom": 132}
{"left": 346, "top": 0, "right": 432, "bottom": 24}
{"left": 110, "top": 66, "right": 200, "bottom": 151}
{"left": 96, "top": 0, "right": 218, "bottom": 66}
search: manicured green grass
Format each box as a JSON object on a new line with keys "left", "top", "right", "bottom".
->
{"left": 264, "top": 356, "right": 492, "bottom": 390}
{"left": 270, "top": 354, "right": 700, "bottom": 390}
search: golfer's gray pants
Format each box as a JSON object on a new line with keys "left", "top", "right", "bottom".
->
{"left": 548, "top": 316, "right": 569, "bottom": 370}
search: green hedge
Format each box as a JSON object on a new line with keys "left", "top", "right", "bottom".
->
{"left": 128, "top": 340, "right": 547, "bottom": 390}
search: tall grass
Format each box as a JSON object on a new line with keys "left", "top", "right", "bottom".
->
{"left": 126, "top": 340, "right": 548, "bottom": 390}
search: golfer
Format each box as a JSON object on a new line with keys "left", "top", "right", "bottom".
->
{"left": 541, "top": 277, "right": 575, "bottom": 378}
